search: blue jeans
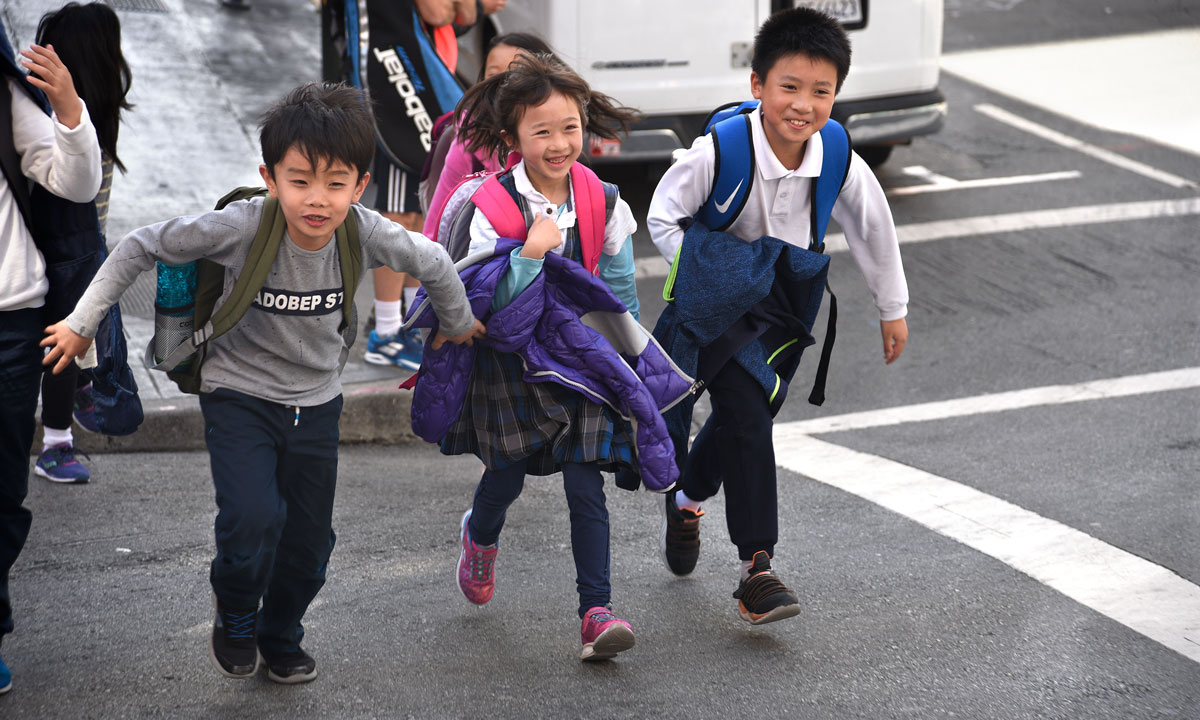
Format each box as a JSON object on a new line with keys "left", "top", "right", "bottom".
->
{"left": 0, "top": 309, "right": 42, "bottom": 641}
{"left": 469, "top": 459, "right": 611, "bottom": 617}
{"left": 199, "top": 388, "right": 342, "bottom": 655}
{"left": 681, "top": 361, "right": 778, "bottom": 561}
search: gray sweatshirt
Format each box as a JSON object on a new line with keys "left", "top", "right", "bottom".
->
{"left": 66, "top": 198, "right": 474, "bottom": 406}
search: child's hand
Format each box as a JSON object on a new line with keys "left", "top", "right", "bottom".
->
{"left": 881, "top": 317, "right": 908, "bottom": 365}
{"left": 20, "top": 44, "right": 84, "bottom": 129}
{"left": 520, "top": 213, "right": 562, "bottom": 260}
{"left": 431, "top": 318, "right": 487, "bottom": 350}
{"left": 41, "top": 320, "right": 92, "bottom": 374}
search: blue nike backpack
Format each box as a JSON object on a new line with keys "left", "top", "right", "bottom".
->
{"left": 691, "top": 100, "right": 852, "bottom": 405}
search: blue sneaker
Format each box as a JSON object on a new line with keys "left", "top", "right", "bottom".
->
{"left": 73, "top": 382, "right": 100, "bottom": 433}
{"left": 363, "top": 329, "right": 422, "bottom": 370}
{"left": 34, "top": 443, "right": 90, "bottom": 484}
{"left": 1, "top": 652, "right": 11, "bottom": 695}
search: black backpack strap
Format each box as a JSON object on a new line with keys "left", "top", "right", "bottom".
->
{"left": 807, "top": 284, "right": 836, "bottom": 406}
{"left": 0, "top": 77, "right": 34, "bottom": 231}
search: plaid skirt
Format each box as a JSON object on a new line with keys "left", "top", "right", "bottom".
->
{"left": 439, "top": 347, "right": 637, "bottom": 476}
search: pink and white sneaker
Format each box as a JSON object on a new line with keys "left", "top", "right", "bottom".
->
{"left": 456, "top": 510, "right": 498, "bottom": 604}
{"left": 579, "top": 606, "right": 635, "bottom": 662}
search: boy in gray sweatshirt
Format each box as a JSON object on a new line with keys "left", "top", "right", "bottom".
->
{"left": 42, "top": 82, "right": 484, "bottom": 684}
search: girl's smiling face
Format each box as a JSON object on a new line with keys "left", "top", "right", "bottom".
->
{"left": 505, "top": 91, "right": 581, "bottom": 203}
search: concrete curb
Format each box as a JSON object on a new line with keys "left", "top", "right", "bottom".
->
{"left": 36, "top": 380, "right": 420, "bottom": 454}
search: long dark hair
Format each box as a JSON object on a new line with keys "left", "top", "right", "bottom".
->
{"left": 36, "top": 2, "right": 133, "bottom": 172}
{"left": 457, "top": 52, "right": 638, "bottom": 162}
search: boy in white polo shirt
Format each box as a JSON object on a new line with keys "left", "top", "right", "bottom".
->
{"left": 646, "top": 7, "right": 909, "bottom": 625}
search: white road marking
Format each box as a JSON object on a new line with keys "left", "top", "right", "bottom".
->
{"left": 785, "top": 367, "right": 1200, "bottom": 435}
{"left": 635, "top": 197, "right": 1200, "bottom": 279}
{"left": 888, "top": 166, "right": 1082, "bottom": 196}
{"left": 974, "top": 103, "right": 1198, "bottom": 189}
{"left": 772, "top": 430, "right": 1200, "bottom": 664}
{"left": 822, "top": 196, "right": 1200, "bottom": 254}
{"left": 942, "top": 28, "right": 1200, "bottom": 158}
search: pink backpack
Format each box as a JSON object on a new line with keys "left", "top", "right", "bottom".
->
{"left": 423, "top": 154, "right": 616, "bottom": 275}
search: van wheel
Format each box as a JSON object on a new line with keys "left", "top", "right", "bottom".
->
{"left": 857, "top": 145, "right": 894, "bottom": 168}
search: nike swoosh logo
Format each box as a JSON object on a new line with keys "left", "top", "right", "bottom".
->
{"left": 713, "top": 179, "right": 744, "bottom": 214}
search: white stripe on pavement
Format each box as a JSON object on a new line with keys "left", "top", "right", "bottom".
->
{"left": 772, "top": 430, "right": 1200, "bottom": 664}
{"left": 942, "top": 29, "right": 1200, "bottom": 159}
{"left": 974, "top": 103, "right": 1198, "bottom": 189}
{"left": 886, "top": 169, "right": 1082, "bottom": 196}
{"left": 784, "top": 367, "right": 1200, "bottom": 435}
{"left": 636, "top": 197, "right": 1200, "bottom": 279}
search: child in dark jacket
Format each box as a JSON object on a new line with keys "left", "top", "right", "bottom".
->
{"left": 647, "top": 8, "right": 910, "bottom": 626}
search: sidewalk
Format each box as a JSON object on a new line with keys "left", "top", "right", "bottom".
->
{"left": 8, "top": 0, "right": 425, "bottom": 452}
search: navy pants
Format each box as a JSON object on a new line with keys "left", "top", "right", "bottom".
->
{"left": 681, "top": 361, "right": 778, "bottom": 561}
{"left": 199, "top": 388, "right": 342, "bottom": 655}
{"left": 0, "top": 309, "right": 42, "bottom": 643}
{"left": 468, "top": 459, "right": 611, "bottom": 617}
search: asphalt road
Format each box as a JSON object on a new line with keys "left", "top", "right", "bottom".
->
{"left": 2, "top": 0, "right": 1198, "bottom": 717}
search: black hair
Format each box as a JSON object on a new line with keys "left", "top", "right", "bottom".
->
{"left": 457, "top": 52, "right": 638, "bottom": 162}
{"left": 477, "top": 32, "right": 556, "bottom": 83}
{"left": 36, "top": 2, "right": 133, "bottom": 172}
{"left": 752, "top": 7, "right": 852, "bottom": 92}
{"left": 259, "top": 82, "right": 375, "bottom": 180}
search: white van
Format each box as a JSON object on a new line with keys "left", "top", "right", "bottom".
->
{"left": 458, "top": 0, "right": 946, "bottom": 167}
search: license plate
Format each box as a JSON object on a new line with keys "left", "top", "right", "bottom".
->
{"left": 792, "top": 0, "right": 866, "bottom": 27}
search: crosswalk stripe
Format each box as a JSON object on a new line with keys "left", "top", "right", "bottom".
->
{"left": 772, "top": 431, "right": 1200, "bottom": 664}
{"left": 783, "top": 367, "right": 1200, "bottom": 435}
{"left": 635, "top": 197, "right": 1200, "bottom": 279}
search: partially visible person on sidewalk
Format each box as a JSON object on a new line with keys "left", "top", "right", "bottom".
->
{"left": 32, "top": 0, "right": 133, "bottom": 485}
{"left": 43, "top": 82, "right": 483, "bottom": 686}
{"left": 420, "top": 31, "right": 555, "bottom": 229}
{"left": 0, "top": 24, "right": 102, "bottom": 696}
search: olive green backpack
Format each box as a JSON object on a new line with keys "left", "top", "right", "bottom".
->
{"left": 147, "top": 187, "right": 361, "bottom": 393}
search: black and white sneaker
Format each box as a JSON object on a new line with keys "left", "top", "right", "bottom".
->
{"left": 660, "top": 491, "right": 704, "bottom": 576}
{"left": 260, "top": 647, "right": 317, "bottom": 685}
{"left": 209, "top": 593, "right": 260, "bottom": 678}
{"left": 732, "top": 551, "right": 801, "bottom": 625}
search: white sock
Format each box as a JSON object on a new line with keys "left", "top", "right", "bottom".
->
{"left": 374, "top": 300, "right": 402, "bottom": 336}
{"left": 43, "top": 426, "right": 72, "bottom": 449}
{"left": 740, "top": 559, "right": 754, "bottom": 581}
{"left": 402, "top": 286, "right": 418, "bottom": 314}
{"left": 675, "top": 490, "right": 703, "bottom": 513}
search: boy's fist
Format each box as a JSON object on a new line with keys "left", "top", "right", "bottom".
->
{"left": 41, "top": 320, "right": 92, "bottom": 374}
{"left": 431, "top": 318, "right": 487, "bottom": 350}
{"left": 881, "top": 317, "right": 908, "bottom": 365}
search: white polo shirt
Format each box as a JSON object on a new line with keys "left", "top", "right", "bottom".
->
{"left": 646, "top": 106, "right": 908, "bottom": 321}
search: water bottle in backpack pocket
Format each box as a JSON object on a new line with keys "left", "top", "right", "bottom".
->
{"left": 152, "top": 261, "right": 196, "bottom": 371}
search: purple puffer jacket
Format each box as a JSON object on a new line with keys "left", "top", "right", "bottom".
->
{"left": 404, "top": 239, "right": 695, "bottom": 491}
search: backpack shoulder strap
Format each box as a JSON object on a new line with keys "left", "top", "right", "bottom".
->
{"left": 472, "top": 173, "right": 527, "bottom": 241}
{"left": 335, "top": 206, "right": 361, "bottom": 333}
{"left": 193, "top": 196, "right": 286, "bottom": 345}
{"left": 569, "top": 162, "right": 606, "bottom": 275}
{"left": 809, "top": 118, "right": 851, "bottom": 251}
{"left": 696, "top": 111, "right": 755, "bottom": 231}
{"left": 0, "top": 77, "right": 34, "bottom": 231}
{"left": 701, "top": 99, "right": 759, "bottom": 134}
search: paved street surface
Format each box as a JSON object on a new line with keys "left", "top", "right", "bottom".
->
{"left": 1, "top": 0, "right": 1198, "bottom": 717}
